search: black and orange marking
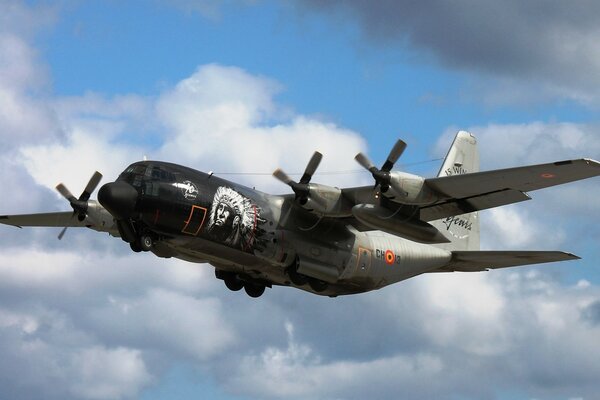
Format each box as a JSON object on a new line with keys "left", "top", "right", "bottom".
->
{"left": 182, "top": 205, "right": 207, "bottom": 236}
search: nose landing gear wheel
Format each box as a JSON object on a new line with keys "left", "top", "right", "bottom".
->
{"left": 139, "top": 235, "right": 153, "bottom": 252}
{"left": 130, "top": 241, "right": 142, "bottom": 253}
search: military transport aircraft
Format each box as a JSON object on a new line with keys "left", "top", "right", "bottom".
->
{"left": 1, "top": 131, "right": 599, "bottom": 298}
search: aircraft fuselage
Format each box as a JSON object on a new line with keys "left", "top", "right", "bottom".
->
{"left": 104, "top": 161, "right": 450, "bottom": 296}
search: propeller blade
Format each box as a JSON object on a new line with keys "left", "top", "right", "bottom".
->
{"left": 79, "top": 171, "right": 103, "bottom": 201}
{"left": 56, "top": 183, "right": 77, "bottom": 203}
{"left": 58, "top": 226, "right": 68, "bottom": 240}
{"left": 273, "top": 168, "right": 294, "bottom": 186}
{"left": 381, "top": 139, "right": 407, "bottom": 172}
{"left": 354, "top": 153, "right": 376, "bottom": 172}
{"left": 299, "top": 151, "right": 323, "bottom": 184}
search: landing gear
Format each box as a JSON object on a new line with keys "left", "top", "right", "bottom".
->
{"left": 139, "top": 235, "right": 153, "bottom": 252}
{"left": 129, "top": 233, "right": 155, "bottom": 253}
{"left": 286, "top": 258, "right": 329, "bottom": 293}
{"left": 244, "top": 283, "right": 266, "bottom": 298}
{"left": 224, "top": 275, "right": 244, "bottom": 291}
{"left": 286, "top": 261, "right": 308, "bottom": 286}
{"left": 130, "top": 241, "right": 142, "bottom": 253}
{"left": 215, "top": 270, "right": 267, "bottom": 298}
{"left": 308, "top": 278, "right": 328, "bottom": 293}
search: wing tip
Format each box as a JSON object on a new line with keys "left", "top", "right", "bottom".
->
{"left": 582, "top": 158, "right": 600, "bottom": 168}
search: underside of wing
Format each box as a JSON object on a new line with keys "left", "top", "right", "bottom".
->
{"left": 0, "top": 212, "right": 86, "bottom": 228}
{"left": 432, "top": 251, "right": 580, "bottom": 273}
{"left": 420, "top": 159, "right": 600, "bottom": 221}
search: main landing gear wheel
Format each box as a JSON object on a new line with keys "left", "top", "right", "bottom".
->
{"left": 244, "top": 283, "right": 266, "bottom": 298}
{"left": 308, "top": 278, "right": 328, "bottom": 293}
{"left": 224, "top": 275, "right": 244, "bottom": 291}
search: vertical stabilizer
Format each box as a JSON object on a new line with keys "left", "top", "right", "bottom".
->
{"left": 430, "top": 131, "right": 480, "bottom": 251}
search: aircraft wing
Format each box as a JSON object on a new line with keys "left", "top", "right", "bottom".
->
{"left": 341, "top": 158, "right": 600, "bottom": 223}
{"left": 431, "top": 250, "right": 580, "bottom": 273}
{"left": 420, "top": 158, "right": 600, "bottom": 220}
{"left": 0, "top": 212, "right": 87, "bottom": 228}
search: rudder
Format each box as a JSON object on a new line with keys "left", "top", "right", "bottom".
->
{"left": 430, "top": 131, "right": 480, "bottom": 251}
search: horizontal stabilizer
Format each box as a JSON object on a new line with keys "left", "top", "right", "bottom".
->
{"left": 0, "top": 212, "right": 86, "bottom": 228}
{"left": 432, "top": 250, "right": 580, "bottom": 272}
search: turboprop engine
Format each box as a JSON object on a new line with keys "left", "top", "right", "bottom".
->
{"left": 355, "top": 139, "right": 440, "bottom": 205}
{"left": 298, "top": 183, "right": 344, "bottom": 216}
{"left": 273, "top": 151, "right": 348, "bottom": 217}
{"left": 384, "top": 171, "right": 439, "bottom": 205}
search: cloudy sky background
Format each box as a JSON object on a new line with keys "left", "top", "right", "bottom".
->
{"left": 1, "top": 1, "right": 600, "bottom": 399}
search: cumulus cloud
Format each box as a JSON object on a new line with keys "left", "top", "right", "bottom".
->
{"left": 435, "top": 123, "right": 600, "bottom": 219}
{"left": 295, "top": 1, "right": 600, "bottom": 105}
{"left": 215, "top": 273, "right": 600, "bottom": 400}
{"left": 2, "top": 2, "right": 600, "bottom": 400}
{"left": 68, "top": 346, "right": 152, "bottom": 400}
{"left": 156, "top": 64, "right": 367, "bottom": 190}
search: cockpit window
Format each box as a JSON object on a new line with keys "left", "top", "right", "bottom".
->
{"left": 146, "top": 166, "right": 176, "bottom": 182}
{"left": 125, "top": 165, "right": 146, "bottom": 175}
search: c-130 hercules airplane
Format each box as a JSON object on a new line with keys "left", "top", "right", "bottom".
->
{"left": 1, "top": 131, "right": 599, "bottom": 298}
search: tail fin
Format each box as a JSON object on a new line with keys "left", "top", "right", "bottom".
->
{"left": 430, "top": 131, "right": 480, "bottom": 251}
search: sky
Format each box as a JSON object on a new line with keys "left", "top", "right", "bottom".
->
{"left": 1, "top": 1, "right": 600, "bottom": 399}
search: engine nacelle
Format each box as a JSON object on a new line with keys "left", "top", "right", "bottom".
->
{"left": 352, "top": 203, "right": 450, "bottom": 244}
{"left": 299, "top": 183, "right": 346, "bottom": 216}
{"left": 385, "top": 172, "right": 439, "bottom": 205}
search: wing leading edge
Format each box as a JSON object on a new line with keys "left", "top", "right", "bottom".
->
{"left": 0, "top": 212, "right": 87, "bottom": 228}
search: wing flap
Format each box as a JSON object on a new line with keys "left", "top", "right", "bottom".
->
{"left": 426, "top": 158, "right": 600, "bottom": 199}
{"left": 432, "top": 250, "right": 580, "bottom": 272}
{"left": 420, "top": 188, "right": 531, "bottom": 221}
{"left": 0, "top": 212, "right": 86, "bottom": 228}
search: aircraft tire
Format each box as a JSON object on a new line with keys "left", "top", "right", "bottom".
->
{"left": 130, "top": 241, "right": 142, "bottom": 253}
{"left": 244, "top": 283, "right": 265, "bottom": 298}
{"left": 224, "top": 276, "right": 244, "bottom": 291}
{"left": 139, "top": 235, "right": 153, "bottom": 252}
{"left": 308, "top": 278, "right": 328, "bottom": 293}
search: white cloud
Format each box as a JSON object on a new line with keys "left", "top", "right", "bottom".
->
{"left": 1, "top": 2, "right": 600, "bottom": 399}
{"left": 217, "top": 273, "right": 600, "bottom": 400}
{"left": 156, "top": 64, "right": 367, "bottom": 190}
{"left": 480, "top": 206, "right": 566, "bottom": 250}
{"left": 435, "top": 122, "right": 600, "bottom": 170}
{"left": 90, "top": 289, "right": 237, "bottom": 360}
{"left": 69, "top": 346, "right": 152, "bottom": 400}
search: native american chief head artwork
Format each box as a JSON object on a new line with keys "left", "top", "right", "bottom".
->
{"left": 206, "top": 186, "right": 265, "bottom": 250}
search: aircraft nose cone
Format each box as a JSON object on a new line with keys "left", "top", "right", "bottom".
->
{"left": 98, "top": 181, "right": 138, "bottom": 219}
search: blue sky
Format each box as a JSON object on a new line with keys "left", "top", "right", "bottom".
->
{"left": 1, "top": 1, "right": 600, "bottom": 399}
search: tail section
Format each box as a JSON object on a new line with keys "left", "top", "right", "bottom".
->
{"left": 430, "top": 131, "right": 480, "bottom": 251}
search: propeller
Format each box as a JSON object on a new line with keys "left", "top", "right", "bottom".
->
{"left": 55, "top": 171, "right": 103, "bottom": 240}
{"left": 273, "top": 151, "right": 323, "bottom": 204}
{"left": 354, "top": 139, "right": 406, "bottom": 192}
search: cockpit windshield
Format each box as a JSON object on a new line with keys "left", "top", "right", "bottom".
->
{"left": 145, "top": 165, "right": 176, "bottom": 182}
{"left": 119, "top": 163, "right": 176, "bottom": 186}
